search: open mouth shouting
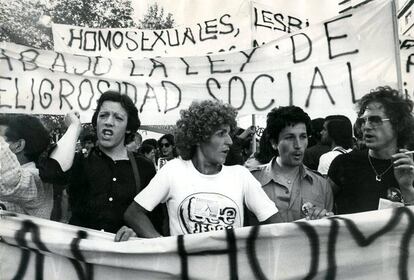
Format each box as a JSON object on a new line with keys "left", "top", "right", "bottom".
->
{"left": 101, "top": 129, "right": 114, "bottom": 140}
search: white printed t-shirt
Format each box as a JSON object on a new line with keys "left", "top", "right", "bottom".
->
{"left": 317, "top": 147, "right": 352, "bottom": 175}
{"left": 135, "top": 158, "right": 278, "bottom": 236}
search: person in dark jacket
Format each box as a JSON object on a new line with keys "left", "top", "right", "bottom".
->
{"left": 39, "top": 91, "right": 163, "bottom": 240}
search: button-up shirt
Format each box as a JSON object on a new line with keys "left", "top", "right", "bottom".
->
{"left": 0, "top": 137, "right": 53, "bottom": 219}
{"left": 250, "top": 158, "right": 333, "bottom": 222}
{"left": 39, "top": 146, "right": 157, "bottom": 233}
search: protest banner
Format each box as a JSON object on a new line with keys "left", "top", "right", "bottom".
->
{"left": 400, "top": 36, "right": 414, "bottom": 98}
{"left": 0, "top": 0, "right": 398, "bottom": 125}
{"left": 251, "top": 0, "right": 340, "bottom": 46}
{"left": 52, "top": 12, "right": 252, "bottom": 58}
{"left": 1, "top": 207, "right": 413, "bottom": 279}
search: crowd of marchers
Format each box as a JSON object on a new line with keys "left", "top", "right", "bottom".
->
{"left": 1, "top": 86, "right": 414, "bottom": 242}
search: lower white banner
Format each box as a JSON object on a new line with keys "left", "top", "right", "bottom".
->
{"left": 1, "top": 207, "right": 413, "bottom": 279}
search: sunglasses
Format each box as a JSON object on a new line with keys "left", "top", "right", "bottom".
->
{"left": 160, "top": 143, "right": 171, "bottom": 148}
{"left": 356, "top": 115, "right": 390, "bottom": 127}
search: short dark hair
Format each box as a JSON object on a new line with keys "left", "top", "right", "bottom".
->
{"left": 138, "top": 143, "right": 155, "bottom": 155}
{"left": 175, "top": 100, "right": 237, "bottom": 160}
{"left": 266, "top": 106, "right": 312, "bottom": 150}
{"left": 80, "top": 132, "right": 97, "bottom": 144}
{"left": 91, "top": 91, "right": 140, "bottom": 142}
{"left": 142, "top": 138, "right": 158, "bottom": 149}
{"left": 254, "top": 128, "right": 274, "bottom": 164}
{"left": 357, "top": 86, "right": 414, "bottom": 148}
{"left": 325, "top": 115, "right": 353, "bottom": 149}
{"left": 2, "top": 114, "right": 50, "bottom": 162}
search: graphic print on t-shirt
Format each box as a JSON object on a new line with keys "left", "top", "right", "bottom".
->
{"left": 178, "top": 192, "right": 241, "bottom": 234}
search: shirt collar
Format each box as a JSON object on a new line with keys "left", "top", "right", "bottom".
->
{"left": 259, "top": 157, "right": 314, "bottom": 185}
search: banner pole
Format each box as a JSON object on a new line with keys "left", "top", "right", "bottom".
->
{"left": 391, "top": 0, "right": 404, "bottom": 94}
{"left": 251, "top": 114, "right": 256, "bottom": 154}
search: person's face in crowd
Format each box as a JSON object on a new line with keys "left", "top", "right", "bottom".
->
{"left": 134, "top": 133, "right": 142, "bottom": 147}
{"left": 96, "top": 101, "right": 129, "bottom": 151}
{"left": 160, "top": 138, "right": 173, "bottom": 158}
{"left": 273, "top": 123, "right": 308, "bottom": 167}
{"left": 360, "top": 101, "right": 397, "bottom": 152}
{"left": 126, "top": 141, "right": 138, "bottom": 152}
{"left": 320, "top": 121, "right": 331, "bottom": 146}
{"left": 199, "top": 124, "right": 233, "bottom": 166}
{"left": 0, "top": 125, "right": 8, "bottom": 139}
{"left": 144, "top": 148, "right": 156, "bottom": 162}
{"left": 0, "top": 125, "right": 22, "bottom": 154}
{"left": 0, "top": 125, "right": 8, "bottom": 140}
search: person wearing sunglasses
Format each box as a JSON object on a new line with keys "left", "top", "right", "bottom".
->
{"left": 328, "top": 86, "right": 414, "bottom": 214}
{"left": 157, "top": 134, "right": 178, "bottom": 170}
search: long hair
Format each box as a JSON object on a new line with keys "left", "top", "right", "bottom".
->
{"left": 358, "top": 86, "right": 414, "bottom": 148}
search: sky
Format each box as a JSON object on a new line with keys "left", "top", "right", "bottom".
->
{"left": 131, "top": 0, "right": 251, "bottom": 26}
{"left": 132, "top": 0, "right": 187, "bottom": 25}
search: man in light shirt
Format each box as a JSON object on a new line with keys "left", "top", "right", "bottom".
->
{"left": 317, "top": 115, "right": 353, "bottom": 175}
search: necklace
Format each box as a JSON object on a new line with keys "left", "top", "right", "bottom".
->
{"left": 276, "top": 157, "right": 299, "bottom": 184}
{"left": 367, "top": 154, "right": 393, "bottom": 182}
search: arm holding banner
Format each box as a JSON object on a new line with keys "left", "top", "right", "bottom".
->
{"left": 50, "top": 112, "right": 82, "bottom": 172}
{"left": 244, "top": 168, "right": 282, "bottom": 224}
{"left": 260, "top": 212, "right": 283, "bottom": 224}
{"left": 121, "top": 167, "right": 170, "bottom": 240}
{"left": 123, "top": 202, "right": 162, "bottom": 239}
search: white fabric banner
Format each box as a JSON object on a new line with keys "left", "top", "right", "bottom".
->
{"left": 52, "top": 0, "right": 350, "bottom": 58}
{"left": 1, "top": 207, "right": 413, "bottom": 279}
{"left": 251, "top": 0, "right": 340, "bottom": 46}
{"left": 52, "top": 12, "right": 252, "bottom": 59}
{"left": 400, "top": 36, "right": 414, "bottom": 98}
{"left": 0, "top": 0, "right": 397, "bottom": 124}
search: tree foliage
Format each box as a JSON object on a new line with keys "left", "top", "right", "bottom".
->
{"left": 138, "top": 2, "right": 175, "bottom": 30}
{"left": 0, "top": 0, "right": 137, "bottom": 49}
{"left": 50, "top": 0, "right": 137, "bottom": 28}
{"left": 1, "top": 0, "right": 175, "bottom": 139}
{"left": 0, "top": 0, "right": 53, "bottom": 49}
{"left": 0, "top": 0, "right": 175, "bottom": 50}
{"left": 38, "top": 114, "right": 66, "bottom": 141}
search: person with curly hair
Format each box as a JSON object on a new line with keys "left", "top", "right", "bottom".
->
{"left": 328, "top": 86, "right": 414, "bottom": 214}
{"left": 123, "top": 100, "right": 281, "bottom": 238}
